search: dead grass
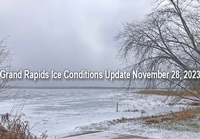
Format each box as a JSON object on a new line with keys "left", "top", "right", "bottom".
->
{"left": 145, "top": 119, "right": 159, "bottom": 125}
{"left": 112, "top": 107, "right": 200, "bottom": 126}
{"left": 141, "top": 110, "right": 147, "bottom": 114}
{"left": 123, "top": 109, "right": 139, "bottom": 112}
{"left": 189, "top": 102, "right": 200, "bottom": 106}
{"left": 173, "top": 107, "right": 200, "bottom": 121}
{"left": 142, "top": 107, "right": 200, "bottom": 124}
{"left": 0, "top": 113, "right": 47, "bottom": 139}
{"left": 133, "top": 90, "right": 200, "bottom": 97}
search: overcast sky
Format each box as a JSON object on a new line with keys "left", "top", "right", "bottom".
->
{"left": 0, "top": 0, "right": 152, "bottom": 87}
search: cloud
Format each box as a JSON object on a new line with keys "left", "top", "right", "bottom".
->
{"left": 0, "top": 0, "right": 152, "bottom": 87}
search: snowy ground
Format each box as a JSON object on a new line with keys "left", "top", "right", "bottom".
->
{"left": 77, "top": 115, "right": 200, "bottom": 139}
{"left": 0, "top": 89, "right": 198, "bottom": 138}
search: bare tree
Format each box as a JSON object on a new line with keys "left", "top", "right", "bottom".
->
{"left": 0, "top": 38, "right": 48, "bottom": 139}
{"left": 115, "top": 0, "right": 200, "bottom": 102}
{"left": 0, "top": 37, "right": 11, "bottom": 95}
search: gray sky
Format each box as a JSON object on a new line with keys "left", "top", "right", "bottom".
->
{"left": 0, "top": 0, "right": 152, "bottom": 87}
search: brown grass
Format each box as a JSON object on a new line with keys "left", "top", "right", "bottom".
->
{"left": 145, "top": 119, "right": 159, "bottom": 125}
{"left": 112, "top": 107, "right": 200, "bottom": 125}
{"left": 142, "top": 107, "right": 200, "bottom": 124}
{"left": 189, "top": 102, "right": 200, "bottom": 106}
{"left": 123, "top": 109, "right": 139, "bottom": 112}
{"left": 133, "top": 90, "right": 200, "bottom": 97}
{"left": 173, "top": 107, "right": 199, "bottom": 121}
{"left": 0, "top": 113, "right": 47, "bottom": 139}
{"left": 141, "top": 110, "right": 147, "bottom": 114}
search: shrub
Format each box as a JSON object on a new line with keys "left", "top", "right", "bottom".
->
{"left": 0, "top": 113, "right": 47, "bottom": 139}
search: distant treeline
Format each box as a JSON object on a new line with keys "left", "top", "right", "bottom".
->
{"left": 5, "top": 86, "right": 170, "bottom": 90}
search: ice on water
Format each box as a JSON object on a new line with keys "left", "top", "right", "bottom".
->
{"left": 0, "top": 89, "right": 181, "bottom": 138}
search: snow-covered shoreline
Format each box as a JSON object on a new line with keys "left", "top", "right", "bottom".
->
{"left": 0, "top": 89, "right": 197, "bottom": 138}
